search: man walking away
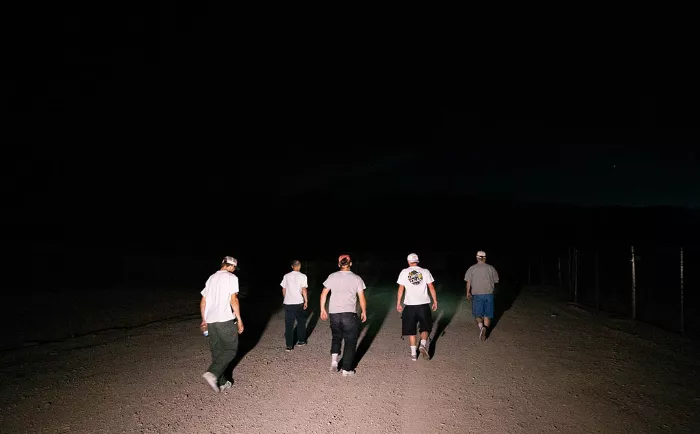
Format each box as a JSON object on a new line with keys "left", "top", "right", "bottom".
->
{"left": 465, "top": 251, "right": 499, "bottom": 341}
{"left": 200, "top": 256, "right": 245, "bottom": 393}
{"left": 280, "top": 259, "right": 309, "bottom": 351}
{"left": 320, "top": 254, "right": 367, "bottom": 376}
{"left": 397, "top": 253, "right": 438, "bottom": 361}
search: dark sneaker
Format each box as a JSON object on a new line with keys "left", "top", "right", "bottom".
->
{"left": 419, "top": 345, "right": 430, "bottom": 360}
{"left": 285, "top": 347, "right": 293, "bottom": 352}
{"left": 296, "top": 341, "right": 307, "bottom": 346}
{"left": 341, "top": 369, "right": 356, "bottom": 377}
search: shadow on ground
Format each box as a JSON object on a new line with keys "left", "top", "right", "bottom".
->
{"left": 225, "top": 294, "right": 281, "bottom": 380}
{"left": 428, "top": 289, "right": 460, "bottom": 359}
{"left": 303, "top": 289, "right": 321, "bottom": 343}
{"left": 490, "top": 280, "right": 524, "bottom": 333}
{"left": 353, "top": 289, "right": 392, "bottom": 370}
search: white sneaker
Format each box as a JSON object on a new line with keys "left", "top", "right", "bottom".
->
{"left": 419, "top": 345, "right": 430, "bottom": 360}
{"left": 330, "top": 362, "right": 338, "bottom": 373}
{"left": 479, "top": 327, "right": 486, "bottom": 341}
{"left": 219, "top": 380, "right": 232, "bottom": 392}
{"left": 341, "top": 369, "right": 356, "bottom": 377}
{"left": 410, "top": 353, "right": 418, "bottom": 361}
{"left": 202, "top": 372, "right": 219, "bottom": 393}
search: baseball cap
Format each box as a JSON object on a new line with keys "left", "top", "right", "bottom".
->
{"left": 407, "top": 253, "right": 419, "bottom": 263}
{"left": 223, "top": 256, "right": 238, "bottom": 266}
{"left": 476, "top": 251, "right": 486, "bottom": 258}
{"left": 338, "top": 254, "right": 351, "bottom": 264}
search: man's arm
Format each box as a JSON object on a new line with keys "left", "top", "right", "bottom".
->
{"left": 428, "top": 282, "right": 438, "bottom": 311}
{"left": 282, "top": 286, "right": 286, "bottom": 298}
{"left": 320, "top": 288, "right": 330, "bottom": 320}
{"left": 466, "top": 280, "right": 472, "bottom": 300}
{"left": 302, "top": 287, "right": 308, "bottom": 309}
{"left": 358, "top": 290, "right": 367, "bottom": 322}
{"left": 230, "top": 293, "right": 244, "bottom": 334}
{"left": 200, "top": 296, "right": 206, "bottom": 326}
{"left": 396, "top": 285, "right": 405, "bottom": 312}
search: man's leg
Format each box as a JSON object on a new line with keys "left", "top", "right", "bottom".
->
{"left": 340, "top": 313, "right": 359, "bottom": 372}
{"left": 402, "top": 305, "right": 419, "bottom": 360}
{"left": 329, "top": 314, "right": 342, "bottom": 370}
{"left": 482, "top": 294, "right": 495, "bottom": 338}
{"left": 206, "top": 320, "right": 238, "bottom": 386}
{"left": 295, "top": 303, "right": 307, "bottom": 344}
{"left": 418, "top": 304, "right": 432, "bottom": 359}
{"left": 472, "top": 295, "right": 487, "bottom": 340}
{"left": 284, "top": 304, "right": 295, "bottom": 349}
{"left": 473, "top": 294, "right": 484, "bottom": 327}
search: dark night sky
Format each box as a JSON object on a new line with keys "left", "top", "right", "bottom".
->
{"left": 4, "top": 9, "right": 700, "bottom": 253}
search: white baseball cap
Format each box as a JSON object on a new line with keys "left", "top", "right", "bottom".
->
{"left": 407, "top": 253, "right": 419, "bottom": 263}
{"left": 476, "top": 251, "right": 486, "bottom": 258}
{"left": 223, "top": 256, "right": 238, "bottom": 266}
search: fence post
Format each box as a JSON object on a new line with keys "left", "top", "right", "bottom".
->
{"left": 631, "top": 245, "right": 637, "bottom": 320}
{"left": 574, "top": 248, "right": 579, "bottom": 303}
{"left": 680, "top": 247, "right": 684, "bottom": 334}
{"left": 595, "top": 250, "right": 600, "bottom": 311}
{"left": 568, "top": 247, "right": 573, "bottom": 298}
{"left": 558, "top": 255, "right": 562, "bottom": 288}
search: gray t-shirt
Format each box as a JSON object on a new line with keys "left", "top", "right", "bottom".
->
{"left": 323, "top": 270, "right": 366, "bottom": 314}
{"left": 464, "top": 262, "right": 499, "bottom": 295}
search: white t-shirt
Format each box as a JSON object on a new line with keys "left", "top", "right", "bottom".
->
{"left": 397, "top": 266, "right": 434, "bottom": 305}
{"left": 280, "top": 270, "right": 308, "bottom": 305}
{"left": 201, "top": 270, "right": 239, "bottom": 323}
{"left": 323, "top": 271, "right": 366, "bottom": 314}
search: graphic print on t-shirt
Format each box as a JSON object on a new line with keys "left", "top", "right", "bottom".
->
{"left": 408, "top": 270, "right": 423, "bottom": 285}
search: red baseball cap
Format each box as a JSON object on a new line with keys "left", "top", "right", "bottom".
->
{"left": 338, "top": 254, "right": 351, "bottom": 263}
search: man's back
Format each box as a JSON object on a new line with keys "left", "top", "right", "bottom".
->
{"left": 464, "top": 262, "right": 499, "bottom": 295}
{"left": 281, "top": 270, "right": 307, "bottom": 304}
{"left": 201, "top": 270, "right": 239, "bottom": 322}
{"left": 323, "top": 271, "right": 366, "bottom": 314}
{"left": 397, "top": 266, "right": 434, "bottom": 305}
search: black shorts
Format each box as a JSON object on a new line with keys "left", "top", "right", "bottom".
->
{"left": 402, "top": 303, "right": 433, "bottom": 336}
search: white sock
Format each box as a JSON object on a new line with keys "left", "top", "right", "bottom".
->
{"left": 420, "top": 339, "right": 427, "bottom": 347}
{"left": 410, "top": 346, "right": 417, "bottom": 356}
{"left": 478, "top": 323, "right": 483, "bottom": 330}
{"left": 331, "top": 353, "right": 339, "bottom": 364}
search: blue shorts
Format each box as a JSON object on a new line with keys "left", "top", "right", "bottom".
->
{"left": 472, "top": 294, "right": 494, "bottom": 319}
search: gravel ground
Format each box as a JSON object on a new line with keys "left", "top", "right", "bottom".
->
{"left": 1, "top": 285, "right": 699, "bottom": 434}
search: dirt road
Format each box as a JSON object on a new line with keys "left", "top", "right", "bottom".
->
{"left": 1, "top": 285, "right": 698, "bottom": 433}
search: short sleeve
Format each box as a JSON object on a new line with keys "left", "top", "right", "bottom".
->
{"left": 397, "top": 270, "right": 407, "bottom": 286}
{"left": 357, "top": 276, "right": 366, "bottom": 291}
{"left": 424, "top": 269, "right": 435, "bottom": 284}
{"left": 230, "top": 275, "right": 240, "bottom": 295}
{"left": 464, "top": 267, "right": 473, "bottom": 281}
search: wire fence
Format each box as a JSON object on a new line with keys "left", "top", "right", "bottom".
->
{"left": 524, "top": 244, "right": 699, "bottom": 336}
